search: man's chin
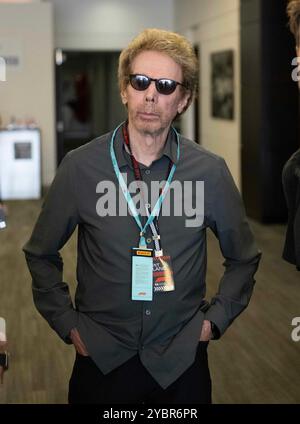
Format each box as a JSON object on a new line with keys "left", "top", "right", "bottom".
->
{"left": 136, "top": 120, "right": 166, "bottom": 136}
{"left": 141, "top": 126, "right": 166, "bottom": 137}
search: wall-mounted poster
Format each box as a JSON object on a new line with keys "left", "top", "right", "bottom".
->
{"left": 211, "top": 50, "right": 234, "bottom": 120}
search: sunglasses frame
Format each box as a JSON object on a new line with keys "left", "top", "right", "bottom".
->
{"left": 129, "top": 74, "right": 186, "bottom": 95}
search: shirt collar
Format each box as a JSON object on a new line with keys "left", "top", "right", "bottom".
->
{"left": 112, "top": 123, "right": 179, "bottom": 170}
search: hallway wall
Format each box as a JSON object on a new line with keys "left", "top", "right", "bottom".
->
{"left": 174, "top": 0, "right": 241, "bottom": 189}
{"left": 0, "top": 0, "right": 174, "bottom": 187}
{"left": 0, "top": 2, "right": 55, "bottom": 187}
{"left": 50, "top": 0, "right": 174, "bottom": 51}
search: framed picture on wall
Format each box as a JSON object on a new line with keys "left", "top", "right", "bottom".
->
{"left": 211, "top": 50, "right": 234, "bottom": 120}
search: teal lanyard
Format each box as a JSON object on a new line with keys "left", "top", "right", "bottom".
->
{"left": 110, "top": 122, "right": 180, "bottom": 247}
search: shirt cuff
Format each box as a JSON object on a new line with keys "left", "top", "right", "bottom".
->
{"left": 204, "top": 304, "right": 229, "bottom": 338}
{"left": 51, "top": 309, "right": 79, "bottom": 344}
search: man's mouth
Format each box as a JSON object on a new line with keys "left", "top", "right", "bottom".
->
{"left": 138, "top": 111, "right": 159, "bottom": 119}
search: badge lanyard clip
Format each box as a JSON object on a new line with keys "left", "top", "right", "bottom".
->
{"left": 110, "top": 122, "right": 180, "bottom": 249}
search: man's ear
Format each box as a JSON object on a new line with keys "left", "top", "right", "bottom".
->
{"left": 177, "top": 92, "right": 191, "bottom": 114}
{"left": 121, "top": 89, "right": 128, "bottom": 105}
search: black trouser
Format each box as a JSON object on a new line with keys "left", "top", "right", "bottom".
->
{"left": 68, "top": 342, "right": 211, "bottom": 404}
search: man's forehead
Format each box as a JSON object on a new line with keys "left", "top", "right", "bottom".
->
{"left": 131, "top": 50, "right": 183, "bottom": 79}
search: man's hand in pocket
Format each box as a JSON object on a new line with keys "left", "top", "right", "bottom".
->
{"left": 70, "top": 328, "right": 89, "bottom": 356}
{"left": 199, "top": 319, "right": 212, "bottom": 341}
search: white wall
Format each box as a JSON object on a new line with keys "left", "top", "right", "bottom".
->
{"left": 0, "top": 0, "right": 174, "bottom": 186}
{"left": 0, "top": 2, "right": 55, "bottom": 187}
{"left": 0, "top": 0, "right": 242, "bottom": 189}
{"left": 174, "top": 0, "right": 241, "bottom": 190}
{"left": 49, "top": 0, "right": 174, "bottom": 50}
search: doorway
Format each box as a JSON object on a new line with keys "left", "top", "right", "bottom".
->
{"left": 55, "top": 50, "right": 127, "bottom": 165}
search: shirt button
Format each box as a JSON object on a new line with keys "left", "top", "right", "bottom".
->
{"left": 146, "top": 237, "right": 152, "bottom": 244}
{"left": 145, "top": 309, "right": 151, "bottom": 316}
{"left": 145, "top": 170, "right": 151, "bottom": 175}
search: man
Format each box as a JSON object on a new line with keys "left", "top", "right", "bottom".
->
{"left": 23, "top": 29, "right": 261, "bottom": 404}
{"left": 0, "top": 199, "right": 7, "bottom": 229}
{"left": 282, "top": 0, "right": 300, "bottom": 270}
{"left": 0, "top": 201, "right": 9, "bottom": 384}
{"left": 0, "top": 317, "right": 8, "bottom": 384}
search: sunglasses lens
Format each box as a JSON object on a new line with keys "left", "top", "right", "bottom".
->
{"left": 156, "top": 79, "right": 177, "bottom": 95}
{"left": 130, "top": 75, "right": 150, "bottom": 91}
{"left": 129, "top": 75, "right": 179, "bottom": 95}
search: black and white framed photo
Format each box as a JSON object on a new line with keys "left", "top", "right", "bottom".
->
{"left": 211, "top": 50, "right": 234, "bottom": 120}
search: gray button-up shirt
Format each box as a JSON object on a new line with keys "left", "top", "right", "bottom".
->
{"left": 23, "top": 124, "right": 261, "bottom": 389}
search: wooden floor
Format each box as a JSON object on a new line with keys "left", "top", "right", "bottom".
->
{"left": 0, "top": 200, "right": 299, "bottom": 404}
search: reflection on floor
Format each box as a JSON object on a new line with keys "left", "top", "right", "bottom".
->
{"left": 0, "top": 200, "right": 299, "bottom": 404}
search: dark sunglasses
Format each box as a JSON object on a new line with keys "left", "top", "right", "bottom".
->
{"left": 129, "top": 74, "right": 186, "bottom": 95}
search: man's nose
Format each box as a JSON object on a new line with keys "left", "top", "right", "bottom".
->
{"left": 145, "top": 81, "right": 158, "bottom": 102}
